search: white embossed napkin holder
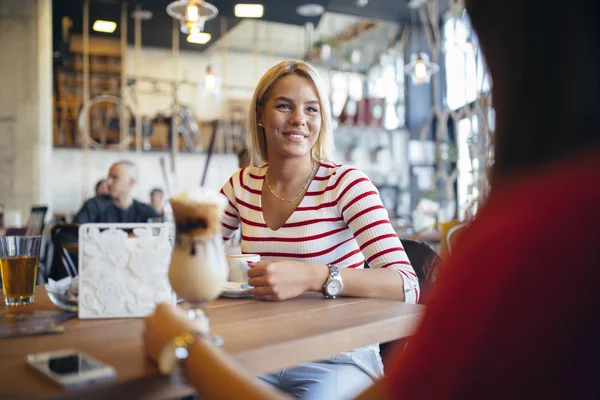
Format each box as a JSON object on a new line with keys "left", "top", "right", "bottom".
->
{"left": 78, "top": 223, "right": 175, "bottom": 319}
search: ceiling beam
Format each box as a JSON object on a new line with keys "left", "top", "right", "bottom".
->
{"left": 219, "top": 46, "right": 302, "bottom": 60}
{"left": 305, "top": 19, "right": 380, "bottom": 62}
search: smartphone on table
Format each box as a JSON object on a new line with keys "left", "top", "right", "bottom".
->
{"left": 27, "top": 349, "right": 116, "bottom": 388}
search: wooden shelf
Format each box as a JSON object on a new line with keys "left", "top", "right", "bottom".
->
{"left": 53, "top": 34, "right": 123, "bottom": 148}
{"left": 69, "top": 34, "right": 122, "bottom": 57}
{"left": 71, "top": 64, "right": 122, "bottom": 75}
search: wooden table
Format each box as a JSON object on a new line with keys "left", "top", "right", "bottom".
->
{"left": 0, "top": 287, "right": 424, "bottom": 400}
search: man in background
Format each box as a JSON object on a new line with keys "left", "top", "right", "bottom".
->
{"left": 149, "top": 188, "right": 165, "bottom": 217}
{"left": 74, "top": 160, "right": 159, "bottom": 223}
{"left": 95, "top": 179, "right": 109, "bottom": 196}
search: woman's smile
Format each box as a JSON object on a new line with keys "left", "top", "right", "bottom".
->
{"left": 282, "top": 129, "right": 309, "bottom": 142}
{"left": 259, "top": 74, "right": 322, "bottom": 160}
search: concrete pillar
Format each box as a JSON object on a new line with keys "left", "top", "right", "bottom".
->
{"left": 0, "top": 0, "right": 53, "bottom": 224}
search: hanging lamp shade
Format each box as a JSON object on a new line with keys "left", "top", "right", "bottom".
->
{"left": 187, "top": 25, "right": 211, "bottom": 44}
{"left": 404, "top": 52, "right": 440, "bottom": 85}
{"left": 199, "top": 64, "right": 222, "bottom": 99}
{"left": 166, "top": 0, "right": 218, "bottom": 34}
{"left": 204, "top": 65, "right": 217, "bottom": 91}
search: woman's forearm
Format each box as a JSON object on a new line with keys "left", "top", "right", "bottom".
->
{"left": 183, "top": 336, "right": 389, "bottom": 400}
{"left": 307, "top": 264, "right": 406, "bottom": 301}
{"left": 184, "top": 339, "right": 290, "bottom": 400}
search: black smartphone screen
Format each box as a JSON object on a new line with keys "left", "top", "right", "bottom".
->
{"left": 47, "top": 354, "right": 100, "bottom": 375}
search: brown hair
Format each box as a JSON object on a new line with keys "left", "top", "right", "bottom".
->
{"left": 465, "top": 0, "right": 600, "bottom": 184}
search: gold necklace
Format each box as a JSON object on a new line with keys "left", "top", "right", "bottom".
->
{"left": 265, "top": 162, "right": 317, "bottom": 202}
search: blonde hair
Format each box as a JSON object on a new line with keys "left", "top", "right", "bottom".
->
{"left": 247, "top": 60, "right": 334, "bottom": 166}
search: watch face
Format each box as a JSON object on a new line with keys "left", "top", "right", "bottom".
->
{"left": 327, "top": 280, "right": 342, "bottom": 296}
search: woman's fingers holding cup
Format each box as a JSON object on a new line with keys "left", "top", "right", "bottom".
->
{"left": 247, "top": 275, "right": 270, "bottom": 287}
{"left": 246, "top": 263, "right": 268, "bottom": 278}
{"left": 250, "top": 285, "right": 281, "bottom": 300}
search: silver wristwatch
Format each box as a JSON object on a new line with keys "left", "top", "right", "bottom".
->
{"left": 323, "top": 264, "right": 344, "bottom": 299}
{"left": 158, "top": 332, "right": 198, "bottom": 375}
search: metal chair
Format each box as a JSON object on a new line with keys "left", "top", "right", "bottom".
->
{"left": 401, "top": 239, "right": 443, "bottom": 301}
{"left": 365, "top": 239, "right": 443, "bottom": 364}
{"left": 364, "top": 239, "right": 442, "bottom": 302}
{"left": 47, "top": 223, "right": 79, "bottom": 281}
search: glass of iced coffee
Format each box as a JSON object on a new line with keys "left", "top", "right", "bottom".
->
{"left": 169, "top": 189, "right": 229, "bottom": 344}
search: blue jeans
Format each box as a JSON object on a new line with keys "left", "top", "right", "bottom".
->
{"left": 260, "top": 346, "right": 384, "bottom": 400}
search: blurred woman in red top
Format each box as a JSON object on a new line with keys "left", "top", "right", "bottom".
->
{"left": 382, "top": 0, "right": 600, "bottom": 397}
{"left": 143, "top": 0, "right": 600, "bottom": 398}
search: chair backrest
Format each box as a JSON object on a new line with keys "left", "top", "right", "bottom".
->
{"left": 25, "top": 206, "right": 48, "bottom": 236}
{"left": 376, "top": 238, "right": 443, "bottom": 364}
{"left": 48, "top": 223, "right": 79, "bottom": 281}
{"left": 446, "top": 223, "right": 468, "bottom": 255}
{"left": 401, "top": 239, "right": 443, "bottom": 304}
{"left": 372, "top": 239, "right": 443, "bottom": 365}
{"left": 364, "top": 238, "right": 443, "bottom": 304}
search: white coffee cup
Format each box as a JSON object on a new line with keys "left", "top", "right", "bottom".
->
{"left": 227, "top": 254, "right": 260, "bottom": 283}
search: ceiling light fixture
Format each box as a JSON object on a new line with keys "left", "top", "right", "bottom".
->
{"left": 404, "top": 3, "right": 439, "bottom": 85}
{"left": 235, "top": 4, "right": 264, "bottom": 18}
{"left": 296, "top": 4, "right": 325, "bottom": 17}
{"left": 320, "top": 44, "right": 332, "bottom": 61}
{"left": 201, "top": 64, "right": 221, "bottom": 98}
{"left": 187, "top": 29, "right": 212, "bottom": 44}
{"left": 355, "top": 0, "right": 369, "bottom": 7}
{"left": 405, "top": 52, "right": 439, "bottom": 84}
{"left": 167, "top": 0, "right": 218, "bottom": 34}
{"left": 186, "top": 1, "right": 200, "bottom": 22}
{"left": 204, "top": 65, "right": 216, "bottom": 90}
{"left": 93, "top": 20, "right": 117, "bottom": 33}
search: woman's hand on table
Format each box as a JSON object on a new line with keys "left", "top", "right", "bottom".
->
{"left": 143, "top": 303, "right": 197, "bottom": 364}
{"left": 247, "top": 260, "right": 328, "bottom": 301}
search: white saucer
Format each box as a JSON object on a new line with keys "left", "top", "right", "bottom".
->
{"left": 221, "top": 282, "right": 254, "bottom": 298}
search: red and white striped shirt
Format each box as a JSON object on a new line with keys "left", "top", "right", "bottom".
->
{"left": 220, "top": 162, "right": 419, "bottom": 304}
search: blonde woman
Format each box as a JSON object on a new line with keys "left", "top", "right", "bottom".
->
{"left": 219, "top": 60, "right": 417, "bottom": 399}
{"left": 155, "top": 60, "right": 417, "bottom": 399}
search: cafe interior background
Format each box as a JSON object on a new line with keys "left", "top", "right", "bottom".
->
{"left": 0, "top": 0, "right": 491, "bottom": 251}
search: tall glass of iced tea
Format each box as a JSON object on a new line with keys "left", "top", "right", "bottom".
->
{"left": 0, "top": 236, "right": 41, "bottom": 306}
